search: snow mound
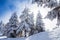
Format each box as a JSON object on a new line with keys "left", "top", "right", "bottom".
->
{"left": 26, "top": 32, "right": 51, "bottom": 40}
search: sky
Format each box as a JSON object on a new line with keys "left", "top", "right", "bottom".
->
{"left": 0, "top": 0, "right": 31, "bottom": 23}
{"left": 0, "top": 0, "right": 58, "bottom": 31}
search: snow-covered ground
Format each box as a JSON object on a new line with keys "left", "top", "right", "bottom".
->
{"left": 0, "top": 38, "right": 25, "bottom": 40}
{"left": 48, "top": 26, "right": 60, "bottom": 40}
{"left": 0, "top": 32, "right": 51, "bottom": 40}
{"left": 26, "top": 32, "right": 51, "bottom": 40}
{"left": 1, "top": 27, "right": 60, "bottom": 40}
{"left": 0, "top": 32, "right": 7, "bottom": 39}
{"left": 0, "top": 36, "right": 7, "bottom": 39}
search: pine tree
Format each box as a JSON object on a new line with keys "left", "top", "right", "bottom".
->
{"left": 0, "top": 21, "right": 4, "bottom": 35}
{"left": 32, "top": 0, "right": 58, "bottom": 8}
{"left": 29, "top": 13, "right": 34, "bottom": 35}
{"left": 45, "top": 10, "right": 57, "bottom": 21}
{"left": 45, "top": 6, "right": 60, "bottom": 26}
{"left": 17, "top": 7, "right": 34, "bottom": 37}
{"left": 32, "top": 0, "right": 60, "bottom": 27}
{"left": 20, "top": 7, "right": 31, "bottom": 37}
{"left": 36, "top": 11, "right": 44, "bottom": 33}
{"left": 5, "top": 12, "right": 19, "bottom": 38}
{"left": 4, "top": 22, "right": 10, "bottom": 37}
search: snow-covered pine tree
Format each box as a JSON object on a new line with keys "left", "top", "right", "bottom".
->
{"left": 32, "top": 0, "right": 58, "bottom": 8}
{"left": 17, "top": 7, "right": 34, "bottom": 37}
{"left": 19, "top": 7, "right": 31, "bottom": 37}
{"left": 4, "top": 22, "right": 10, "bottom": 37}
{"left": 32, "top": 0, "right": 60, "bottom": 26}
{"left": 45, "top": 6, "right": 60, "bottom": 26}
{"left": 29, "top": 13, "right": 34, "bottom": 35}
{"left": 36, "top": 11, "right": 44, "bottom": 33}
{"left": 0, "top": 21, "right": 4, "bottom": 35}
{"left": 5, "top": 12, "right": 19, "bottom": 38}
{"left": 45, "top": 10, "right": 57, "bottom": 21}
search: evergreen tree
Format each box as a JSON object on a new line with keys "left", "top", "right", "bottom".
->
{"left": 45, "top": 6, "right": 60, "bottom": 26}
{"left": 36, "top": 11, "right": 44, "bottom": 33}
{"left": 32, "top": 0, "right": 58, "bottom": 8}
{"left": 4, "top": 22, "right": 10, "bottom": 37}
{"left": 45, "top": 10, "right": 57, "bottom": 21}
{"left": 17, "top": 7, "right": 34, "bottom": 37}
{"left": 0, "top": 21, "right": 4, "bottom": 35}
{"left": 20, "top": 7, "right": 31, "bottom": 37}
{"left": 32, "top": 0, "right": 60, "bottom": 27}
{"left": 5, "top": 12, "right": 19, "bottom": 38}
{"left": 29, "top": 13, "right": 34, "bottom": 35}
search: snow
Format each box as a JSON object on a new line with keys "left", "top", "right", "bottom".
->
{"left": 49, "top": 26, "right": 60, "bottom": 40}
{"left": 0, "top": 32, "right": 51, "bottom": 40}
{"left": 1, "top": 28, "right": 60, "bottom": 40}
{"left": 0, "top": 36, "right": 7, "bottom": 39}
{"left": 0, "top": 31, "right": 7, "bottom": 39}
{"left": 26, "top": 32, "right": 51, "bottom": 40}
{"left": 1, "top": 38, "right": 25, "bottom": 40}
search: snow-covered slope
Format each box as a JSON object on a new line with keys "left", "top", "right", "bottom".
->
{"left": 49, "top": 26, "right": 60, "bottom": 40}
{"left": 1, "top": 32, "right": 51, "bottom": 40}
{"left": 26, "top": 32, "right": 51, "bottom": 40}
